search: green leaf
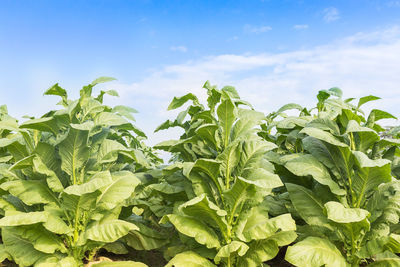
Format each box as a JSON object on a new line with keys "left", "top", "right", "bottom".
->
{"left": 2, "top": 227, "right": 49, "bottom": 267}
{"left": 165, "top": 251, "right": 217, "bottom": 267}
{"left": 286, "top": 183, "right": 331, "bottom": 228}
{"left": 346, "top": 120, "right": 380, "bottom": 151}
{"left": 217, "top": 98, "right": 237, "bottom": 147}
{"left": 63, "top": 171, "right": 113, "bottom": 196}
{"left": 352, "top": 151, "right": 392, "bottom": 207}
{"left": 368, "top": 109, "right": 397, "bottom": 123}
{"left": 285, "top": 154, "right": 345, "bottom": 195}
{"left": 44, "top": 83, "right": 67, "bottom": 102}
{"left": 300, "top": 127, "right": 348, "bottom": 147}
{"left": 237, "top": 213, "right": 296, "bottom": 242}
{"left": 160, "top": 214, "right": 221, "bottom": 249}
{"left": 214, "top": 241, "right": 248, "bottom": 264}
{"left": 167, "top": 93, "right": 200, "bottom": 110}
{"left": 86, "top": 219, "right": 138, "bottom": 242}
{"left": 123, "top": 222, "right": 168, "bottom": 250}
{"left": 0, "top": 180, "right": 56, "bottom": 205}
{"left": 96, "top": 173, "right": 140, "bottom": 210}
{"left": 276, "top": 103, "right": 303, "bottom": 114}
{"left": 358, "top": 95, "right": 380, "bottom": 108}
{"left": 0, "top": 211, "right": 48, "bottom": 226}
{"left": 369, "top": 251, "right": 400, "bottom": 266}
{"left": 20, "top": 117, "right": 59, "bottom": 135}
{"left": 179, "top": 194, "right": 228, "bottom": 236}
{"left": 58, "top": 128, "right": 89, "bottom": 179}
{"left": 91, "top": 261, "right": 148, "bottom": 267}
{"left": 10, "top": 224, "right": 65, "bottom": 254}
{"left": 91, "top": 76, "right": 117, "bottom": 86}
{"left": 94, "top": 112, "right": 129, "bottom": 127}
{"left": 285, "top": 237, "right": 347, "bottom": 267}
{"left": 325, "top": 201, "right": 369, "bottom": 223}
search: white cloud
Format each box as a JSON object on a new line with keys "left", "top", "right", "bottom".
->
{"left": 323, "top": 7, "right": 340, "bottom": 22}
{"left": 110, "top": 26, "right": 400, "bottom": 148}
{"left": 294, "top": 24, "right": 309, "bottom": 30}
{"left": 170, "top": 46, "right": 188, "bottom": 52}
{"left": 244, "top": 24, "right": 272, "bottom": 34}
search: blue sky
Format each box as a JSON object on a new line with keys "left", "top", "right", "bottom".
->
{"left": 1, "top": 0, "right": 400, "bottom": 144}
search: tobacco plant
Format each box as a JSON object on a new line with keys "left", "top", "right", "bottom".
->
{"left": 0, "top": 78, "right": 153, "bottom": 266}
{"left": 263, "top": 89, "right": 400, "bottom": 266}
{"left": 155, "top": 82, "right": 297, "bottom": 266}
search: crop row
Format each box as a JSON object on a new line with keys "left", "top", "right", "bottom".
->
{"left": 0, "top": 77, "right": 399, "bottom": 267}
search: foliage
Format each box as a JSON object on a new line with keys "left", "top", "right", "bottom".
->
{"left": 0, "top": 79, "right": 399, "bottom": 267}
{"left": 0, "top": 78, "right": 154, "bottom": 266}
{"left": 154, "top": 82, "right": 297, "bottom": 267}
{"left": 262, "top": 88, "right": 400, "bottom": 266}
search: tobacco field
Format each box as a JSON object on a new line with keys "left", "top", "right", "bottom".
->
{"left": 0, "top": 77, "right": 400, "bottom": 267}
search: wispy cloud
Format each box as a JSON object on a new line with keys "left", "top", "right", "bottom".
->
{"left": 323, "top": 7, "right": 340, "bottom": 22}
{"left": 293, "top": 24, "right": 309, "bottom": 30}
{"left": 108, "top": 26, "right": 400, "bottom": 146}
{"left": 387, "top": 1, "right": 400, "bottom": 7}
{"left": 244, "top": 24, "right": 272, "bottom": 34}
{"left": 170, "top": 46, "right": 188, "bottom": 53}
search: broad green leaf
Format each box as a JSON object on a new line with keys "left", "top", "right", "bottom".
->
{"left": 276, "top": 103, "right": 303, "bottom": 114}
{"left": 160, "top": 214, "right": 221, "bottom": 249}
{"left": 0, "top": 211, "right": 48, "bottom": 226}
{"left": 190, "top": 158, "right": 223, "bottom": 194}
{"left": 358, "top": 95, "right": 380, "bottom": 108}
{"left": 237, "top": 213, "right": 296, "bottom": 242}
{"left": 91, "top": 261, "right": 148, "bottom": 267}
{"left": 369, "top": 251, "right": 400, "bottom": 266}
{"left": 302, "top": 137, "right": 352, "bottom": 182}
{"left": 276, "top": 116, "right": 311, "bottom": 129}
{"left": 94, "top": 112, "right": 129, "bottom": 127}
{"left": 231, "top": 109, "right": 265, "bottom": 141}
{"left": 35, "top": 256, "right": 78, "bottom": 267}
{"left": 286, "top": 183, "right": 331, "bottom": 228}
{"left": 352, "top": 151, "right": 392, "bottom": 207}
{"left": 325, "top": 201, "right": 369, "bottom": 223}
{"left": 368, "top": 109, "right": 397, "bottom": 123}
{"left": 20, "top": 117, "right": 59, "bottom": 135}
{"left": 214, "top": 241, "right": 249, "bottom": 264}
{"left": 58, "top": 128, "right": 89, "bottom": 180}
{"left": 217, "top": 98, "right": 237, "bottom": 147}
{"left": 285, "top": 154, "right": 345, "bottom": 195}
{"left": 102, "top": 242, "right": 129, "bottom": 254}
{"left": 86, "top": 219, "right": 138, "bottom": 242}
{"left": 300, "top": 127, "right": 348, "bottom": 147}
{"left": 2, "top": 227, "right": 48, "bottom": 267}
{"left": 98, "top": 139, "right": 128, "bottom": 163}
{"left": 32, "top": 156, "right": 64, "bottom": 193}
{"left": 165, "top": 251, "right": 217, "bottom": 267}
{"left": 70, "top": 121, "right": 94, "bottom": 131}
{"left": 346, "top": 120, "right": 379, "bottom": 151}
{"left": 96, "top": 174, "right": 140, "bottom": 210}
{"left": 168, "top": 93, "right": 200, "bottom": 110}
{"left": 43, "top": 211, "right": 72, "bottom": 235}
{"left": 63, "top": 171, "right": 113, "bottom": 196}
{"left": 91, "top": 76, "right": 117, "bottom": 86}
{"left": 285, "top": 237, "right": 347, "bottom": 267}
{"left": 44, "top": 83, "right": 67, "bottom": 99}
{"left": 123, "top": 222, "right": 168, "bottom": 250}
{"left": 241, "top": 168, "right": 283, "bottom": 189}
{"left": 0, "top": 244, "right": 10, "bottom": 262}
{"left": 0, "top": 180, "right": 56, "bottom": 205}
{"left": 11, "top": 225, "right": 65, "bottom": 254}
{"left": 179, "top": 194, "right": 228, "bottom": 236}
{"left": 237, "top": 239, "right": 284, "bottom": 266}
